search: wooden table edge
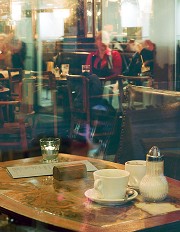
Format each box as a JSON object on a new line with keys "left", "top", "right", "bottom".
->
{"left": 0, "top": 154, "right": 179, "bottom": 232}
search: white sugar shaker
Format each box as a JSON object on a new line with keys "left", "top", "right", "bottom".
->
{"left": 139, "top": 146, "right": 168, "bottom": 202}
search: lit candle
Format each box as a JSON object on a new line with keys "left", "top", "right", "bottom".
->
{"left": 45, "top": 145, "right": 55, "bottom": 156}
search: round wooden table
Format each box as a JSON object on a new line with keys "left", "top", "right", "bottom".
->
{"left": 0, "top": 154, "right": 179, "bottom": 232}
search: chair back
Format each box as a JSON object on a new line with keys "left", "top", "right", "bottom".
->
{"left": 30, "top": 70, "right": 56, "bottom": 100}
{"left": 7, "top": 68, "right": 24, "bottom": 100}
{"left": 0, "top": 100, "right": 20, "bottom": 123}
{"left": 66, "top": 75, "right": 123, "bottom": 158}
{"left": 22, "top": 77, "right": 36, "bottom": 113}
{"left": 114, "top": 86, "right": 180, "bottom": 179}
{"left": 0, "top": 102, "right": 5, "bottom": 126}
{"left": 67, "top": 75, "right": 90, "bottom": 116}
{"left": 66, "top": 75, "right": 90, "bottom": 139}
{"left": 30, "top": 71, "right": 63, "bottom": 137}
{"left": 0, "top": 100, "right": 30, "bottom": 160}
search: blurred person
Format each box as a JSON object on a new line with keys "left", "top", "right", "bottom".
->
{"left": 124, "top": 39, "right": 155, "bottom": 77}
{"left": 85, "top": 31, "right": 122, "bottom": 155}
{"left": 143, "top": 39, "right": 155, "bottom": 52}
{"left": 85, "top": 30, "right": 123, "bottom": 108}
{"left": 141, "top": 39, "right": 155, "bottom": 74}
{"left": 86, "top": 30, "right": 122, "bottom": 79}
{"left": 7, "top": 33, "right": 27, "bottom": 69}
{"left": 0, "top": 33, "right": 12, "bottom": 69}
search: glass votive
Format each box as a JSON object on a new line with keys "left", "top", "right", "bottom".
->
{"left": 82, "top": 65, "right": 90, "bottom": 73}
{"left": 40, "top": 137, "right": 60, "bottom": 163}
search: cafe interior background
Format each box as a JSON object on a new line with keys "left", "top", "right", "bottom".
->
{"left": 0, "top": 0, "right": 180, "bottom": 179}
{"left": 0, "top": 0, "right": 179, "bottom": 86}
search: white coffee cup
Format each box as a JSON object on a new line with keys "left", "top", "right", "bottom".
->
{"left": 93, "top": 169, "right": 130, "bottom": 199}
{"left": 125, "top": 160, "right": 146, "bottom": 189}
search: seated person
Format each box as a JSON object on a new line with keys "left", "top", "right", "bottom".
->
{"left": 85, "top": 30, "right": 122, "bottom": 108}
{"left": 124, "top": 40, "right": 155, "bottom": 77}
{"left": 141, "top": 39, "right": 155, "bottom": 75}
{"left": 86, "top": 30, "right": 122, "bottom": 79}
{"left": 0, "top": 33, "right": 12, "bottom": 69}
{"left": 7, "top": 33, "right": 27, "bottom": 69}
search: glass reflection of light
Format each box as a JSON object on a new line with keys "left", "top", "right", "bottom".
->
{"left": 12, "top": 2, "right": 21, "bottom": 21}
{"left": 39, "top": 8, "right": 70, "bottom": 40}
{"left": 53, "top": 9, "right": 70, "bottom": 19}
{"left": 121, "top": 1, "right": 140, "bottom": 27}
{"left": 87, "top": 10, "right": 92, "bottom": 17}
{"left": 138, "top": 0, "right": 152, "bottom": 14}
{"left": 97, "top": 11, "right": 101, "bottom": 17}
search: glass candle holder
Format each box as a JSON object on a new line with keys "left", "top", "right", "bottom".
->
{"left": 40, "top": 137, "right": 60, "bottom": 163}
{"left": 82, "top": 65, "right": 90, "bottom": 73}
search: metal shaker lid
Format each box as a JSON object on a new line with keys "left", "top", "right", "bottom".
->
{"left": 147, "top": 146, "right": 163, "bottom": 162}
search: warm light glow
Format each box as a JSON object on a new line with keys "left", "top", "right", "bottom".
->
{"left": 38, "top": 9, "right": 70, "bottom": 40}
{"left": 53, "top": 9, "right": 70, "bottom": 19}
{"left": 138, "top": 0, "right": 152, "bottom": 14}
{"left": 121, "top": 1, "right": 141, "bottom": 27}
{"left": 97, "top": 11, "right": 101, "bottom": 17}
{"left": 87, "top": 10, "right": 92, "bottom": 17}
{"left": 11, "top": 2, "right": 21, "bottom": 21}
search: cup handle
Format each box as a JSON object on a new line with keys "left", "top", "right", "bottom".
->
{"left": 94, "top": 179, "right": 103, "bottom": 198}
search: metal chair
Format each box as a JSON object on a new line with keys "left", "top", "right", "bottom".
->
{"left": 114, "top": 86, "right": 180, "bottom": 180}
{"left": 30, "top": 71, "right": 68, "bottom": 138}
{"left": 0, "top": 100, "right": 33, "bottom": 161}
{"left": 66, "top": 75, "right": 122, "bottom": 159}
{"left": 30, "top": 70, "right": 56, "bottom": 101}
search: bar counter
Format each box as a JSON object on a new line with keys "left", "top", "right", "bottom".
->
{"left": 0, "top": 154, "right": 179, "bottom": 231}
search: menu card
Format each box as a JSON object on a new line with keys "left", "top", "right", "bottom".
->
{"left": 6, "top": 160, "right": 98, "bottom": 179}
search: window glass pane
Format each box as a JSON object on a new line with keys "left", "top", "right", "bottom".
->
{"left": 87, "top": 0, "right": 93, "bottom": 35}
{"left": 0, "top": 0, "right": 179, "bottom": 169}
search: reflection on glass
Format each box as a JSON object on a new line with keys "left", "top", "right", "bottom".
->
{"left": 96, "top": 0, "right": 101, "bottom": 32}
{"left": 38, "top": 11, "right": 65, "bottom": 40}
{"left": 87, "top": 0, "right": 93, "bottom": 34}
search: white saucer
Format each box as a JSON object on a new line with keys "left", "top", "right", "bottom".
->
{"left": 84, "top": 188, "right": 138, "bottom": 206}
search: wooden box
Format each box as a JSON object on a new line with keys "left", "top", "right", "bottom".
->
{"left": 53, "top": 163, "right": 87, "bottom": 181}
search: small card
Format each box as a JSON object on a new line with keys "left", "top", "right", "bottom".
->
{"left": 6, "top": 160, "right": 98, "bottom": 179}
